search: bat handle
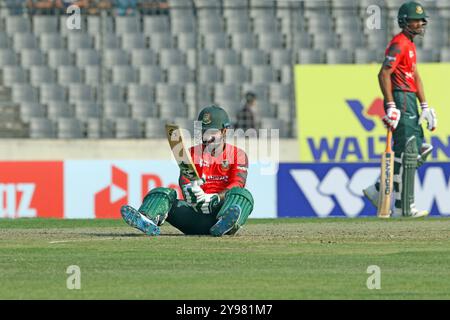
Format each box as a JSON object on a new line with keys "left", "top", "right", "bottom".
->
{"left": 386, "top": 129, "right": 393, "bottom": 152}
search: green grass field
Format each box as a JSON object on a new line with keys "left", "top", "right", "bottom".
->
{"left": 1, "top": 217, "right": 450, "bottom": 299}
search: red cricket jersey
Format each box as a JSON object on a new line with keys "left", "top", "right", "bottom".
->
{"left": 383, "top": 32, "right": 417, "bottom": 92}
{"left": 179, "top": 143, "right": 248, "bottom": 194}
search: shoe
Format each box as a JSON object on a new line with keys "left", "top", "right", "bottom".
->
{"left": 363, "top": 184, "right": 379, "bottom": 208}
{"left": 391, "top": 206, "right": 429, "bottom": 218}
{"left": 210, "top": 205, "right": 241, "bottom": 237}
{"left": 120, "top": 205, "right": 160, "bottom": 236}
{"left": 410, "top": 208, "right": 429, "bottom": 218}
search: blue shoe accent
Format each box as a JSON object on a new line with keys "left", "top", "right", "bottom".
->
{"left": 120, "top": 205, "right": 160, "bottom": 236}
{"left": 210, "top": 205, "right": 241, "bottom": 237}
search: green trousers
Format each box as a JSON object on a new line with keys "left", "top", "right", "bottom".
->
{"left": 391, "top": 90, "right": 424, "bottom": 153}
{"left": 166, "top": 200, "right": 222, "bottom": 235}
{"left": 391, "top": 91, "right": 423, "bottom": 214}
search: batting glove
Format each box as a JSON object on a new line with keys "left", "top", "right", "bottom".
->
{"left": 182, "top": 183, "right": 195, "bottom": 205}
{"left": 419, "top": 102, "right": 437, "bottom": 131}
{"left": 200, "top": 194, "right": 220, "bottom": 215}
{"left": 382, "top": 102, "right": 401, "bottom": 130}
{"left": 191, "top": 186, "right": 220, "bottom": 215}
{"left": 181, "top": 179, "right": 204, "bottom": 205}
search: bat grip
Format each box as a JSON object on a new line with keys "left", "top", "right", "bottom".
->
{"left": 386, "top": 129, "right": 393, "bottom": 152}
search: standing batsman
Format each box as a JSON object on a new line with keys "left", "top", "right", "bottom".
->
{"left": 364, "top": 1, "right": 437, "bottom": 217}
{"left": 120, "top": 105, "right": 254, "bottom": 236}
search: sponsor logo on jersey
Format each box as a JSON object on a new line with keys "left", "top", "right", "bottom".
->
{"left": 207, "top": 175, "right": 228, "bottom": 182}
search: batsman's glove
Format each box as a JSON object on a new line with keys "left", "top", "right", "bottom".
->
{"left": 419, "top": 102, "right": 437, "bottom": 131}
{"left": 191, "top": 185, "right": 220, "bottom": 215}
{"left": 181, "top": 179, "right": 204, "bottom": 206}
{"left": 382, "top": 102, "right": 401, "bottom": 130}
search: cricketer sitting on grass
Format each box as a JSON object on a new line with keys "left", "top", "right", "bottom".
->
{"left": 120, "top": 105, "right": 254, "bottom": 236}
{"left": 363, "top": 1, "right": 438, "bottom": 218}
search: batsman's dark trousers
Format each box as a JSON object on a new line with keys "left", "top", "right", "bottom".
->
{"left": 166, "top": 200, "right": 222, "bottom": 235}
{"left": 391, "top": 90, "right": 424, "bottom": 153}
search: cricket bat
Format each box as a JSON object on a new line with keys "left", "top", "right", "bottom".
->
{"left": 377, "top": 129, "right": 394, "bottom": 218}
{"left": 165, "top": 124, "right": 200, "bottom": 181}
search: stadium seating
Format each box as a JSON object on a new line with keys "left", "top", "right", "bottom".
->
{"left": 0, "top": 0, "right": 449, "bottom": 139}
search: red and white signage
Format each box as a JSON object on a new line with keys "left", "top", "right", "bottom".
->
{"left": 64, "top": 161, "right": 183, "bottom": 219}
{"left": 0, "top": 160, "right": 276, "bottom": 219}
{"left": 0, "top": 162, "right": 63, "bottom": 218}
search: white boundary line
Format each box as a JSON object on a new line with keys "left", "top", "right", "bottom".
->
{"left": 49, "top": 237, "right": 116, "bottom": 244}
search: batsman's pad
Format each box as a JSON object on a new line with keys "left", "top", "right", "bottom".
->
{"left": 216, "top": 187, "right": 254, "bottom": 235}
{"left": 401, "top": 136, "right": 418, "bottom": 217}
{"left": 139, "top": 187, "right": 177, "bottom": 226}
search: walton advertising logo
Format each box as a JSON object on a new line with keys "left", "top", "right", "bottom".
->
{"left": 297, "top": 64, "right": 450, "bottom": 162}
{"left": 346, "top": 98, "right": 385, "bottom": 131}
{"left": 347, "top": 98, "right": 450, "bottom": 161}
{"left": 278, "top": 163, "right": 450, "bottom": 218}
{"left": 306, "top": 98, "right": 387, "bottom": 162}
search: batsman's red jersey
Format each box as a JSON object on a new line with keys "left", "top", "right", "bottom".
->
{"left": 384, "top": 32, "right": 417, "bottom": 92}
{"left": 179, "top": 143, "right": 248, "bottom": 194}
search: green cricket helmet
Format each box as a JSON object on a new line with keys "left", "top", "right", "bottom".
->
{"left": 398, "top": 1, "right": 428, "bottom": 32}
{"left": 197, "top": 105, "right": 231, "bottom": 130}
